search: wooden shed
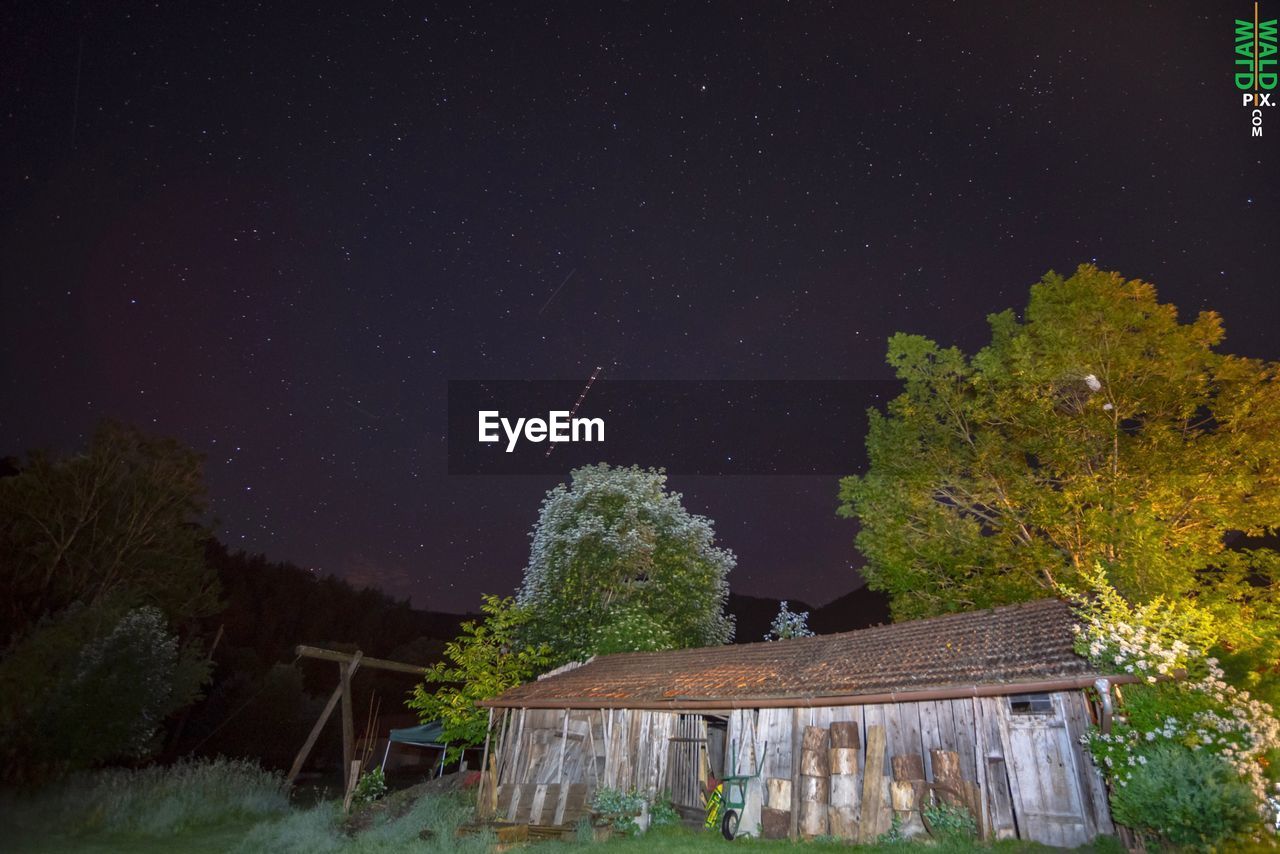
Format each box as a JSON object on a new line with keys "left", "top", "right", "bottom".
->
{"left": 479, "top": 599, "right": 1131, "bottom": 847}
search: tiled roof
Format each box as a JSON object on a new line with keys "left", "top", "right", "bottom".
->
{"left": 487, "top": 599, "right": 1099, "bottom": 709}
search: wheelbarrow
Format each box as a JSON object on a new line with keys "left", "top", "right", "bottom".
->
{"left": 706, "top": 738, "right": 766, "bottom": 840}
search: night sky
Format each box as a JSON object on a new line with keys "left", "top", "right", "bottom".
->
{"left": 2, "top": 2, "right": 1275, "bottom": 613}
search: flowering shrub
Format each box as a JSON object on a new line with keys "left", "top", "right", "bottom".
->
{"left": 1065, "top": 567, "right": 1280, "bottom": 845}
{"left": 1109, "top": 742, "right": 1260, "bottom": 850}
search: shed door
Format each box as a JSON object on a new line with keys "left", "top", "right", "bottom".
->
{"left": 998, "top": 693, "right": 1091, "bottom": 848}
{"left": 665, "top": 715, "right": 709, "bottom": 812}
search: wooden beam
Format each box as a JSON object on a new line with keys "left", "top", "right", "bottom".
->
{"left": 341, "top": 660, "right": 356, "bottom": 791}
{"left": 286, "top": 650, "right": 362, "bottom": 785}
{"left": 296, "top": 644, "right": 427, "bottom": 676}
{"left": 478, "top": 707, "right": 495, "bottom": 818}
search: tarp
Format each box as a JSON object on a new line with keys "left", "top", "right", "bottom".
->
{"left": 387, "top": 722, "right": 446, "bottom": 747}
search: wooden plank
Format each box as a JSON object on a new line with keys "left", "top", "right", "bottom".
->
{"left": 529, "top": 785, "right": 548, "bottom": 825}
{"left": 857, "top": 725, "right": 887, "bottom": 844}
{"left": 977, "top": 697, "right": 1017, "bottom": 841}
{"left": 558, "top": 783, "right": 588, "bottom": 825}
{"left": 295, "top": 644, "right": 426, "bottom": 675}
{"left": 512, "top": 784, "right": 534, "bottom": 823}
{"left": 759, "top": 707, "right": 792, "bottom": 783}
{"left": 538, "top": 784, "right": 561, "bottom": 824}
{"left": 340, "top": 662, "right": 356, "bottom": 791}
{"left": 739, "top": 709, "right": 763, "bottom": 837}
{"left": 917, "top": 700, "right": 942, "bottom": 781}
{"left": 496, "top": 783, "right": 514, "bottom": 817}
{"left": 949, "top": 698, "right": 979, "bottom": 783}
{"left": 862, "top": 704, "right": 886, "bottom": 768}
{"left": 286, "top": 679, "right": 344, "bottom": 785}
{"left": 1063, "top": 691, "right": 1113, "bottom": 837}
{"left": 789, "top": 707, "right": 802, "bottom": 841}
{"left": 968, "top": 698, "right": 990, "bottom": 840}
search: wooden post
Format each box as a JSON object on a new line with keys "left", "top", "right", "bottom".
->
{"left": 341, "top": 660, "right": 356, "bottom": 791}
{"left": 857, "top": 725, "right": 887, "bottom": 844}
{"left": 286, "top": 650, "right": 362, "bottom": 786}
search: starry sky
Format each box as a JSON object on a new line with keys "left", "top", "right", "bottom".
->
{"left": 2, "top": 2, "right": 1275, "bottom": 612}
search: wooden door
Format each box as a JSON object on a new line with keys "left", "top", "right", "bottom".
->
{"left": 997, "top": 693, "right": 1092, "bottom": 848}
{"left": 665, "top": 715, "right": 709, "bottom": 812}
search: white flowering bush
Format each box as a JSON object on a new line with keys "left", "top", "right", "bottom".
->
{"left": 519, "top": 464, "right": 735, "bottom": 665}
{"left": 1065, "top": 567, "right": 1280, "bottom": 845}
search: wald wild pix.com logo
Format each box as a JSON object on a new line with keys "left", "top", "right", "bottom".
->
{"left": 1236, "top": 3, "right": 1278, "bottom": 137}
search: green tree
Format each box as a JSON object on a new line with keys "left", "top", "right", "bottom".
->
{"left": 519, "top": 464, "right": 735, "bottom": 665}
{"left": 838, "top": 265, "right": 1280, "bottom": 641}
{"left": 406, "top": 595, "right": 550, "bottom": 761}
{"left": 0, "top": 421, "right": 218, "bottom": 641}
{"left": 764, "top": 601, "right": 814, "bottom": 641}
{"left": 0, "top": 422, "right": 217, "bottom": 780}
{"left": 0, "top": 599, "right": 209, "bottom": 780}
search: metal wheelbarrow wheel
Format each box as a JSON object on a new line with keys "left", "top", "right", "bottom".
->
{"left": 720, "top": 808, "right": 740, "bottom": 840}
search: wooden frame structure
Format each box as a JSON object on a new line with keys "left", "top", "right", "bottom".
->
{"left": 286, "top": 645, "right": 427, "bottom": 791}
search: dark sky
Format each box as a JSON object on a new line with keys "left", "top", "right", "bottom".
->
{"left": 2, "top": 2, "right": 1275, "bottom": 612}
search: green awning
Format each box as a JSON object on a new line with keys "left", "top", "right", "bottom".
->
{"left": 388, "top": 722, "right": 446, "bottom": 747}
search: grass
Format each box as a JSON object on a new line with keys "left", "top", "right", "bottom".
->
{"left": 0, "top": 761, "right": 1132, "bottom": 853}
{"left": 0, "top": 757, "right": 289, "bottom": 852}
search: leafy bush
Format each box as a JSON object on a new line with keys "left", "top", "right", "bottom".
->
{"left": 922, "top": 800, "right": 976, "bottom": 843}
{"left": 406, "top": 595, "right": 550, "bottom": 762}
{"left": 352, "top": 767, "right": 386, "bottom": 806}
{"left": 0, "top": 600, "right": 209, "bottom": 779}
{"left": 590, "top": 786, "right": 648, "bottom": 835}
{"left": 1068, "top": 566, "right": 1280, "bottom": 833}
{"left": 648, "top": 794, "right": 680, "bottom": 828}
{"left": 1109, "top": 742, "right": 1261, "bottom": 849}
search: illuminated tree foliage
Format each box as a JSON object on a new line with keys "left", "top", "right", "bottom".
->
{"left": 407, "top": 595, "right": 549, "bottom": 761}
{"left": 520, "top": 464, "right": 735, "bottom": 665}
{"left": 839, "top": 265, "right": 1280, "bottom": 643}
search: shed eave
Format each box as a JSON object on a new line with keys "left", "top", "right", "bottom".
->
{"left": 480, "top": 671, "right": 1141, "bottom": 711}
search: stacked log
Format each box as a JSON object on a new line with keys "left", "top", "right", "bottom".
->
{"left": 889, "top": 754, "right": 927, "bottom": 838}
{"left": 761, "top": 778, "right": 792, "bottom": 839}
{"left": 928, "top": 748, "right": 983, "bottom": 837}
{"left": 798, "top": 725, "right": 829, "bottom": 838}
{"left": 929, "top": 749, "right": 962, "bottom": 805}
{"left": 827, "top": 721, "right": 861, "bottom": 840}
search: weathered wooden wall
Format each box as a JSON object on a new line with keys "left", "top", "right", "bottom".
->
{"left": 491, "top": 690, "right": 1112, "bottom": 847}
